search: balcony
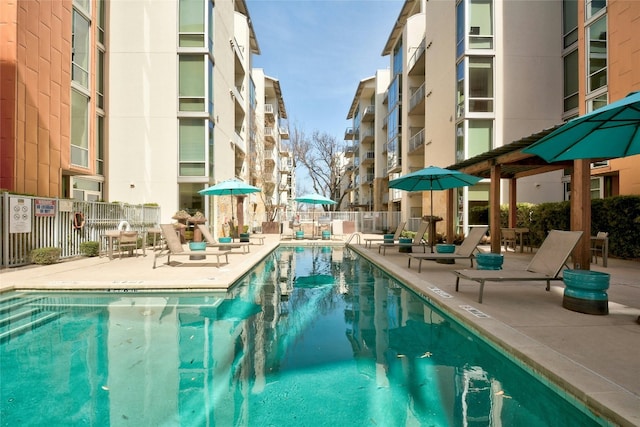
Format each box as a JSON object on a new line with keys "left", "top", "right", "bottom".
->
{"left": 362, "top": 105, "right": 375, "bottom": 122}
{"left": 264, "top": 103, "right": 275, "bottom": 118}
{"left": 344, "top": 127, "right": 357, "bottom": 140}
{"left": 264, "top": 149, "right": 276, "bottom": 166}
{"left": 408, "top": 128, "right": 425, "bottom": 154}
{"left": 234, "top": 131, "right": 246, "bottom": 154}
{"left": 408, "top": 38, "right": 426, "bottom": 76}
{"left": 361, "top": 151, "right": 375, "bottom": 165}
{"left": 279, "top": 127, "right": 289, "bottom": 139}
{"left": 344, "top": 144, "right": 357, "bottom": 157}
{"left": 360, "top": 127, "right": 374, "bottom": 144}
{"left": 264, "top": 126, "right": 276, "bottom": 143}
{"left": 409, "top": 83, "right": 426, "bottom": 115}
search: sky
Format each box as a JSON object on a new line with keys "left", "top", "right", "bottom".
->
{"left": 247, "top": 0, "right": 404, "bottom": 143}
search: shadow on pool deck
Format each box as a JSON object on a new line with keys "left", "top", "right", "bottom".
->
{"left": 1, "top": 234, "right": 639, "bottom": 426}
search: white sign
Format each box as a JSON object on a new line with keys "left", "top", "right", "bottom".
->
{"left": 9, "top": 197, "right": 32, "bottom": 233}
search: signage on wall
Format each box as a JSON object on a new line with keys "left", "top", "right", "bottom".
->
{"left": 9, "top": 197, "right": 32, "bottom": 233}
{"left": 34, "top": 199, "right": 56, "bottom": 217}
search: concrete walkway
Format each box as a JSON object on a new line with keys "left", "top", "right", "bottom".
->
{"left": 1, "top": 234, "right": 638, "bottom": 426}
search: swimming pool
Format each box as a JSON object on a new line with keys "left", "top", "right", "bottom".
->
{"left": 1, "top": 246, "right": 605, "bottom": 426}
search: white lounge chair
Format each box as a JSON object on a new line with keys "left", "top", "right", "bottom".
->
{"left": 153, "top": 224, "right": 231, "bottom": 268}
{"left": 364, "top": 221, "right": 406, "bottom": 248}
{"left": 408, "top": 226, "right": 488, "bottom": 272}
{"left": 453, "top": 230, "right": 583, "bottom": 303}
{"left": 197, "top": 224, "right": 250, "bottom": 253}
{"left": 378, "top": 221, "right": 429, "bottom": 255}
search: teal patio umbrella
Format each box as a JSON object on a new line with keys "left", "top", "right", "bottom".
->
{"left": 294, "top": 193, "right": 337, "bottom": 237}
{"left": 523, "top": 91, "right": 640, "bottom": 162}
{"left": 199, "top": 178, "right": 261, "bottom": 235}
{"left": 389, "top": 166, "right": 482, "bottom": 252}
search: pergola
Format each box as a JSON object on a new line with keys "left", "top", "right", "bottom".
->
{"left": 444, "top": 126, "right": 594, "bottom": 269}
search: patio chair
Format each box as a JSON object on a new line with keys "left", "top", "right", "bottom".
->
{"left": 501, "top": 228, "right": 517, "bottom": 252}
{"left": 118, "top": 230, "right": 139, "bottom": 258}
{"left": 153, "top": 224, "right": 231, "bottom": 268}
{"left": 453, "top": 230, "right": 583, "bottom": 303}
{"left": 591, "top": 231, "right": 608, "bottom": 265}
{"left": 408, "top": 226, "right": 489, "bottom": 272}
{"left": 196, "top": 224, "right": 250, "bottom": 253}
{"left": 378, "top": 221, "right": 429, "bottom": 255}
{"left": 364, "top": 221, "right": 406, "bottom": 248}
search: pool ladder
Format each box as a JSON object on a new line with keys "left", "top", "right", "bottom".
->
{"left": 345, "top": 232, "right": 362, "bottom": 246}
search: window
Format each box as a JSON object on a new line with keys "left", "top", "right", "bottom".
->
{"left": 179, "top": 183, "right": 205, "bottom": 213}
{"left": 96, "top": 49, "right": 104, "bottom": 110}
{"left": 179, "top": 0, "right": 205, "bottom": 47}
{"left": 71, "top": 89, "right": 89, "bottom": 168}
{"left": 72, "top": 10, "right": 90, "bottom": 89}
{"left": 179, "top": 55, "right": 205, "bottom": 111}
{"left": 456, "top": 0, "right": 465, "bottom": 58}
{"left": 456, "top": 122, "right": 465, "bottom": 162}
{"left": 179, "top": 118, "right": 206, "bottom": 176}
{"left": 96, "top": 0, "right": 105, "bottom": 45}
{"left": 587, "top": 93, "right": 608, "bottom": 112}
{"left": 469, "top": 0, "right": 493, "bottom": 49}
{"left": 468, "top": 120, "right": 493, "bottom": 158}
{"left": 587, "top": 16, "right": 607, "bottom": 93}
{"left": 456, "top": 61, "right": 465, "bottom": 118}
{"left": 563, "top": 49, "right": 579, "bottom": 112}
{"left": 586, "top": 0, "right": 606, "bottom": 19}
{"left": 96, "top": 115, "right": 104, "bottom": 175}
{"left": 468, "top": 57, "right": 493, "bottom": 112}
{"left": 393, "top": 40, "right": 403, "bottom": 77}
{"left": 563, "top": 0, "right": 578, "bottom": 48}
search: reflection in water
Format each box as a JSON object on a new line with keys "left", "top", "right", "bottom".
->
{"left": 0, "top": 247, "right": 601, "bottom": 426}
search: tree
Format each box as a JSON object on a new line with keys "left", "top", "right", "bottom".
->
{"left": 290, "top": 125, "right": 347, "bottom": 210}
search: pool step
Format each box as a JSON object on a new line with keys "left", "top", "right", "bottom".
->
{"left": 0, "top": 295, "right": 60, "bottom": 343}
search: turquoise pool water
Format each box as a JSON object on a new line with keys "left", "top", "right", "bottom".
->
{"left": 1, "top": 246, "right": 604, "bottom": 426}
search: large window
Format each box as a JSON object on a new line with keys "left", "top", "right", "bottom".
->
{"left": 179, "top": 0, "right": 205, "bottom": 47}
{"left": 71, "top": 90, "right": 89, "bottom": 168}
{"left": 587, "top": 16, "right": 607, "bottom": 93}
{"left": 96, "top": 49, "right": 104, "bottom": 110}
{"left": 96, "top": 115, "right": 104, "bottom": 175}
{"left": 469, "top": 0, "right": 493, "bottom": 49}
{"left": 563, "top": 49, "right": 579, "bottom": 112}
{"left": 468, "top": 57, "right": 493, "bottom": 112}
{"left": 468, "top": 120, "right": 493, "bottom": 157}
{"left": 456, "top": 61, "right": 465, "bottom": 118}
{"left": 586, "top": 0, "right": 606, "bottom": 19}
{"left": 179, "top": 55, "right": 205, "bottom": 111}
{"left": 563, "top": 0, "right": 578, "bottom": 48}
{"left": 456, "top": 0, "right": 465, "bottom": 58}
{"left": 72, "top": 10, "right": 90, "bottom": 89}
{"left": 179, "top": 118, "right": 206, "bottom": 176}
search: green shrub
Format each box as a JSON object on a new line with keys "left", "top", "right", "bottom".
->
{"left": 30, "top": 247, "right": 61, "bottom": 265}
{"left": 80, "top": 241, "right": 100, "bottom": 257}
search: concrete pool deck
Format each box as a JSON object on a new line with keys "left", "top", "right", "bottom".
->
{"left": 1, "top": 234, "right": 638, "bottom": 426}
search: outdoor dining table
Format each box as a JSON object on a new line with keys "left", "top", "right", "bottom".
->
{"left": 101, "top": 230, "right": 147, "bottom": 259}
{"left": 501, "top": 227, "right": 530, "bottom": 253}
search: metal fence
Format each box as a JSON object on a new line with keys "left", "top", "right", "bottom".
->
{"left": 1, "top": 193, "right": 161, "bottom": 268}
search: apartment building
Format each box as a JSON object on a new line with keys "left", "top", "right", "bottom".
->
{"left": 348, "top": 0, "right": 638, "bottom": 237}
{"left": 1, "top": 0, "right": 293, "bottom": 238}
{"left": 250, "top": 69, "right": 293, "bottom": 230}
{"left": 345, "top": 71, "right": 390, "bottom": 213}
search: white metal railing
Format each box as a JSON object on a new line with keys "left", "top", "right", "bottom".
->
{"left": 409, "top": 128, "right": 425, "bottom": 152}
{"left": 410, "top": 82, "right": 425, "bottom": 111}
{"left": 1, "top": 193, "right": 160, "bottom": 267}
{"left": 264, "top": 104, "right": 274, "bottom": 115}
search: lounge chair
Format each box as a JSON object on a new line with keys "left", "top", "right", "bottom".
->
{"left": 197, "top": 224, "right": 250, "bottom": 253}
{"left": 407, "top": 226, "right": 488, "bottom": 272}
{"left": 153, "top": 224, "right": 231, "bottom": 268}
{"left": 378, "top": 221, "right": 429, "bottom": 255}
{"left": 364, "top": 221, "right": 406, "bottom": 248}
{"left": 453, "top": 230, "right": 583, "bottom": 303}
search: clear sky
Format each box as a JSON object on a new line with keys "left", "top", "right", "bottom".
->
{"left": 247, "top": 0, "right": 404, "bottom": 142}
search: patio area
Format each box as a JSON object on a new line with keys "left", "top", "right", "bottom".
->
{"left": 1, "top": 234, "right": 638, "bottom": 426}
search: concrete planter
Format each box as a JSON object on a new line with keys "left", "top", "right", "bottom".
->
{"left": 188, "top": 241, "right": 206, "bottom": 260}
{"left": 436, "top": 244, "right": 456, "bottom": 254}
{"left": 562, "top": 270, "right": 610, "bottom": 315}
{"left": 399, "top": 238, "right": 412, "bottom": 253}
{"left": 383, "top": 234, "right": 395, "bottom": 244}
{"left": 321, "top": 230, "right": 331, "bottom": 240}
{"left": 295, "top": 231, "right": 304, "bottom": 240}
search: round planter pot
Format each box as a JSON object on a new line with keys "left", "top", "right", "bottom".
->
{"left": 436, "top": 244, "right": 456, "bottom": 254}
{"left": 239, "top": 233, "right": 250, "bottom": 243}
{"left": 218, "top": 237, "right": 232, "bottom": 243}
{"left": 562, "top": 269, "right": 610, "bottom": 315}
{"left": 295, "top": 231, "right": 304, "bottom": 240}
{"left": 399, "top": 237, "right": 412, "bottom": 253}
{"left": 383, "top": 234, "right": 395, "bottom": 244}
{"left": 188, "top": 241, "right": 206, "bottom": 260}
{"left": 476, "top": 253, "right": 504, "bottom": 270}
{"left": 321, "top": 230, "right": 331, "bottom": 240}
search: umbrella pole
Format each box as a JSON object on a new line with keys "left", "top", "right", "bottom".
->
{"left": 430, "top": 189, "right": 434, "bottom": 253}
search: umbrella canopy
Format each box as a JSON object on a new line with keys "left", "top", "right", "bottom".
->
{"left": 199, "top": 179, "right": 260, "bottom": 235}
{"left": 523, "top": 91, "right": 640, "bottom": 162}
{"left": 294, "top": 193, "right": 337, "bottom": 205}
{"left": 389, "top": 166, "right": 482, "bottom": 252}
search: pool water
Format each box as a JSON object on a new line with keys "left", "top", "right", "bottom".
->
{"left": 1, "top": 246, "right": 604, "bottom": 426}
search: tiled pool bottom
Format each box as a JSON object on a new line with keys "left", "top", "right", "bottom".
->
{"left": 0, "top": 246, "right": 605, "bottom": 426}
